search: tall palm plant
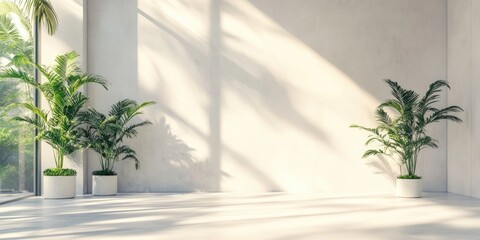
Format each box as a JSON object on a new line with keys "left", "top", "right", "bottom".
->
{"left": 80, "top": 99, "right": 154, "bottom": 175}
{"left": 8, "top": 0, "right": 58, "bottom": 35}
{"left": 351, "top": 79, "right": 463, "bottom": 179}
{"left": 0, "top": 51, "right": 107, "bottom": 174}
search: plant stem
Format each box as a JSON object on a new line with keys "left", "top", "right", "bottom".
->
{"left": 413, "top": 149, "right": 419, "bottom": 175}
{"left": 99, "top": 155, "right": 105, "bottom": 171}
{"left": 55, "top": 150, "right": 64, "bottom": 169}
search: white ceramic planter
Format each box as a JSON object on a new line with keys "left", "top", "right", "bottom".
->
{"left": 396, "top": 178, "right": 422, "bottom": 198}
{"left": 43, "top": 175, "right": 76, "bottom": 199}
{"left": 92, "top": 175, "right": 117, "bottom": 196}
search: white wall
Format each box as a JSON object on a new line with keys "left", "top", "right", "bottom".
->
{"left": 447, "top": 0, "right": 480, "bottom": 198}
{"left": 84, "top": 0, "right": 448, "bottom": 194}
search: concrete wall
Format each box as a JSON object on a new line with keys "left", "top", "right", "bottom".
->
{"left": 447, "top": 0, "right": 480, "bottom": 198}
{"left": 84, "top": 0, "right": 448, "bottom": 194}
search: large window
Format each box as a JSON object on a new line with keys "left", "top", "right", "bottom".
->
{"left": 0, "top": 0, "right": 35, "bottom": 202}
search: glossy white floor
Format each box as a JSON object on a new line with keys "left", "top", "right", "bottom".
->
{"left": 1, "top": 193, "right": 480, "bottom": 239}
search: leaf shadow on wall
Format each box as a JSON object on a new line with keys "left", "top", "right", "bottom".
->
{"left": 140, "top": 117, "right": 216, "bottom": 192}
{"left": 137, "top": 3, "right": 341, "bottom": 192}
{"left": 365, "top": 156, "right": 397, "bottom": 185}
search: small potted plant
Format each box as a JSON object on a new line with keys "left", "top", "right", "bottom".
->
{"left": 0, "top": 51, "right": 107, "bottom": 198}
{"left": 80, "top": 99, "right": 154, "bottom": 196}
{"left": 351, "top": 79, "right": 462, "bottom": 197}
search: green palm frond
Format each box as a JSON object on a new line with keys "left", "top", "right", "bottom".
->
{"left": 53, "top": 51, "right": 79, "bottom": 80}
{"left": 362, "top": 149, "right": 384, "bottom": 159}
{"left": 82, "top": 99, "right": 154, "bottom": 172}
{"left": 68, "top": 74, "right": 107, "bottom": 93}
{"left": 384, "top": 79, "right": 403, "bottom": 104}
{"left": 108, "top": 99, "right": 134, "bottom": 118}
{"left": 119, "top": 120, "right": 152, "bottom": 141}
{"left": 12, "top": 115, "right": 43, "bottom": 128}
{"left": 14, "top": 102, "right": 47, "bottom": 122}
{"left": 375, "top": 108, "right": 392, "bottom": 126}
{"left": 352, "top": 79, "right": 463, "bottom": 177}
{"left": 0, "top": 1, "right": 34, "bottom": 72}
{"left": 22, "top": 0, "right": 58, "bottom": 35}
{"left": 384, "top": 79, "right": 419, "bottom": 112}
{"left": 416, "top": 136, "right": 438, "bottom": 150}
{"left": 35, "top": 64, "right": 59, "bottom": 82}
{"left": 0, "top": 67, "right": 36, "bottom": 86}
{"left": 350, "top": 124, "right": 376, "bottom": 133}
{"left": 10, "top": 54, "right": 31, "bottom": 66}
{"left": 419, "top": 80, "right": 449, "bottom": 107}
{"left": 0, "top": 15, "right": 21, "bottom": 45}
{"left": 378, "top": 99, "right": 402, "bottom": 114}
{"left": 426, "top": 105, "right": 463, "bottom": 124}
{"left": 1, "top": 51, "right": 107, "bottom": 168}
{"left": 0, "top": 1, "right": 31, "bottom": 37}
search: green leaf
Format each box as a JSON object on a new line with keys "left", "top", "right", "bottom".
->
{"left": 351, "top": 79, "right": 463, "bottom": 177}
{"left": 22, "top": 0, "right": 58, "bottom": 35}
{"left": 82, "top": 100, "right": 154, "bottom": 172}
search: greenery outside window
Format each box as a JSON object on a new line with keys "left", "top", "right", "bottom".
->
{"left": 0, "top": 0, "right": 39, "bottom": 202}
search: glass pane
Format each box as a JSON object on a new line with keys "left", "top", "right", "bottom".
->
{"left": 0, "top": 0, "right": 35, "bottom": 202}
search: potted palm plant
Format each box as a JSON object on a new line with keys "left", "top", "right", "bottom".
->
{"left": 0, "top": 51, "right": 107, "bottom": 198}
{"left": 351, "top": 79, "right": 463, "bottom": 197}
{"left": 80, "top": 99, "right": 154, "bottom": 196}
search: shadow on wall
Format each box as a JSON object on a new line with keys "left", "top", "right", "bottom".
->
{"left": 117, "top": 117, "right": 218, "bottom": 192}
{"left": 49, "top": 0, "right": 448, "bottom": 195}
{"left": 135, "top": 0, "right": 406, "bottom": 193}
{"left": 153, "top": 118, "right": 214, "bottom": 192}
{"left": 365, "top": 156, "right": 397, "bottom": 185}
{"left": 109, "top": 0, "right": 447, "bottom": 193}
{"left": 136, "top": 0, "right": 362, "bottom": 193}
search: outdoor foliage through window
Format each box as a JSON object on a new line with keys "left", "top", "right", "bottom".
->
{"left": 0, "top": 0, "right": 35, "bottom": 196}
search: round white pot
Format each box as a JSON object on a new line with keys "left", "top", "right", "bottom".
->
{"left": 396, "top": 178, "right": 422, "bottom": 198}
{"left": 92, "top": 175, "right": 117, "bottom": 196}
{"left": 43, "top": 175, "right": 76, "bottom": 199}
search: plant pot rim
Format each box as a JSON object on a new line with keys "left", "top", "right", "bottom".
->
{"left": 43, "top": 175, "right": 76, "bottom": 177}
{"left": 43, "top": 168, "right": 77, "bottom": 176}
{"left": 43, "top": 174, "right": 77, "bottom": 176}
{"left": 397, "top": 176, "right": 422, "bottom": 180}
{"left": 92, "top": 174, "right": 118, "bottom": 176}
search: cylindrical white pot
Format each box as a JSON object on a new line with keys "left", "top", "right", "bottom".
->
{"left": 92, "top": 175, "right": 117, "bottom": 196}
{"left": 396, "top": 178, "right": 422, "bottom": 198}
{"left": 43, "top": 176, "right": 76, "bottom": 199}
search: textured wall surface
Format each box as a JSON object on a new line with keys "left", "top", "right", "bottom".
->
{"left": 447, "top": 0, "right": 480, "bottom": 198}
{"left": 83, "top": 0, "right": 448, "bottom": 194}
